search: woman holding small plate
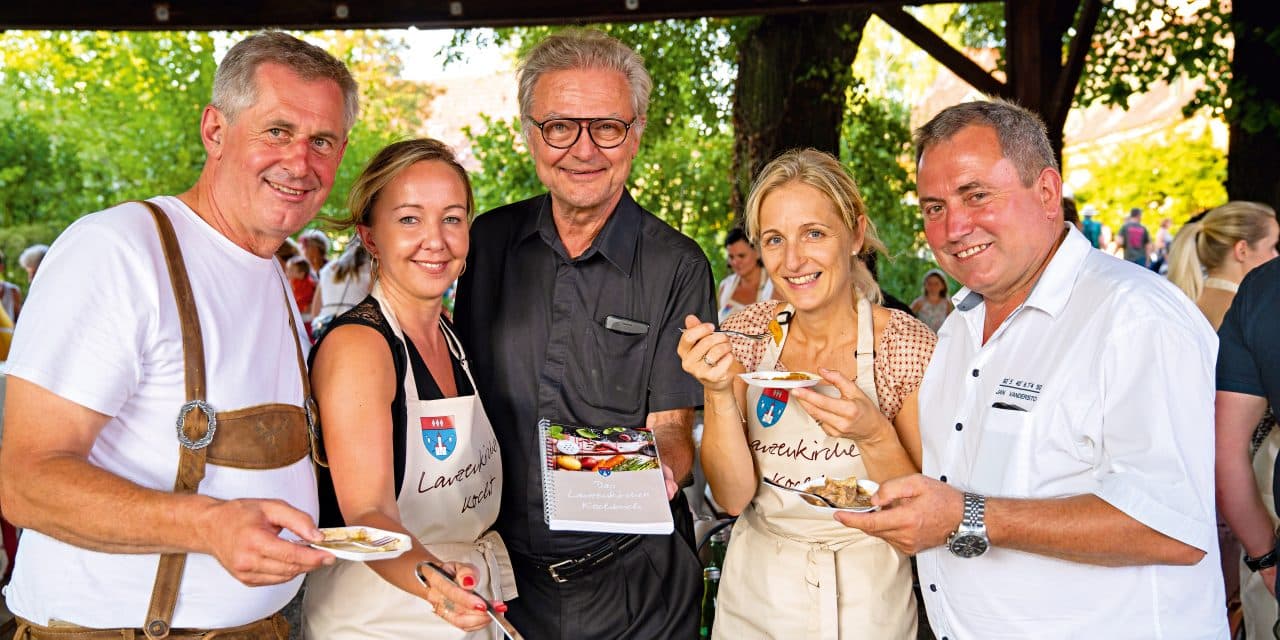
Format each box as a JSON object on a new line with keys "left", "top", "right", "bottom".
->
{"left": 678, "top": 149, "right": 935, "bottom": 639}
{"left": 302, "top": 139, "right": 515, "bottom": 638}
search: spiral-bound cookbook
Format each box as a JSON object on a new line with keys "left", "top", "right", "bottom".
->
{"left": 538, "top": 419, "right": 674, "bottom": 534}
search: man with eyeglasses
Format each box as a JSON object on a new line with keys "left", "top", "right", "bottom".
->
{"left": 454, "top": 29, "right": 714, "bottom": 639}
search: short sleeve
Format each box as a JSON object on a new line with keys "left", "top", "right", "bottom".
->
{"left": 646, "top": 252, "right": 716, "bottom": 413}
{"left": 1216, "top": 283, "right": 1263, "bottom": 397}
{"left": 4, "top": 212, "right": 154, "bottom": 416}
{"left": 1092, "top": 313, "right": 1218, "bottom": 553}
{"left": 722, "top": 301, "right": 781, "bottom": 372}
{"left": 874, "top": 310, "right": 937, "bottom": 420}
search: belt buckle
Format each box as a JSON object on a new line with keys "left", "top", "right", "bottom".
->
{"left": 547, "top": 557, "right": 577, "bottom": 583}
{"left": 175, "top": 399, "right": 217, "bottom": 450}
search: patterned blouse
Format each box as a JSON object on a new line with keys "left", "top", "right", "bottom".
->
{"left": 722, "top": 300, "right": 937, "bottom": 420}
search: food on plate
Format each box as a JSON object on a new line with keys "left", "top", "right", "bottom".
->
{"left": 777, "top": 371, "right": 815, "bottom": 381}
{"left": 315, "top": 528, "right": 399, "bottom": 552}
{"left": 809, "top": 476, "right": 874, "bottom": 509}
{"left": 556, "top": 455, "right": 583, "bottom": 471}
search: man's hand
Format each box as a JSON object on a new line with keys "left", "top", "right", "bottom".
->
{"left": 834, "top": 474, "right": 963, "bottom": 555}
{"left": 661, "top": 463, "right": 678, "bottom": 500}
{"left": 194, "top": 498, "right": 334, "bottom": 586}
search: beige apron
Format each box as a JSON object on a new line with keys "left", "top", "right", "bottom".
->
{"left": 714, "top": 300, "right": 917, "bottom": 640}
{"left": 303, "top": 286, "right": 515, "bottom": 639}
{"left": 1242, "top": 427, "right": 1280, "bottom": 640}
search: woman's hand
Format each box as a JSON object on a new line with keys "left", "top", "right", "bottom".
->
{"left": 677, "top": 315, "right": 742, "bottom": 392}
{"left": 790, "top": 367, "right": 893, "bottom": 444}
{"left": 418, "top": 560, "right": 506, "bottom": 632}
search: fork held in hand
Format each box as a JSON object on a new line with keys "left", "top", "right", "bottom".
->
{"left": 679, "top": 328, "right": 770, "bottom": 341}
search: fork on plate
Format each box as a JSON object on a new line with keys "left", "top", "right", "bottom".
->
{"left": 313, "top": 534, "right": 398, "bottom": 550}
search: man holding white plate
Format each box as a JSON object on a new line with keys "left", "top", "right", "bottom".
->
{"left": 838, "top": 100, "right": 1227, "bottom": 639}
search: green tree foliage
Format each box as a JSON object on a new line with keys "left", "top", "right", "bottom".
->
{"left": 840, "top": 86, "right": 933, "bottom": 302}
{"left": 0, "top": 113, "right": 91, "bottom": 227}
{"left": 305, "top": 31, "right": 439, "bottom": 224}
{"left": 0, "top": 31, "right": 216, "bottom": 226}
{"left": 453, "top": 18, "right": 933, "bottom": 289}
{"left": 452, "top": 20, "right": 740, "bottom": 277}
{"left": 0, "top": 29, "right": 436, "bottom": 258}
{"left": 1072, "top": 125, "right": 1227, "bottom": 233}
{"left": 1077, "top": 1, "right": 1233, "bottom": 119}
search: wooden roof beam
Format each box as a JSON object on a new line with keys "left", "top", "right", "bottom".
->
{"left": 1051, "top": 0, "right": 1103, "bottom": 128}
{"left": 871, "top": 6, "right": 1009, "bottom": 99}
{"left": 1, "top": 0, "right": 961, "bottom": 31}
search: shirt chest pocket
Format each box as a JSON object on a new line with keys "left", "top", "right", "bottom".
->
{"left": 969, "top": 408, "right": 1035, "bottom": 497}
{"left": 571, "top": 319, "right": 650, "bottom": 415}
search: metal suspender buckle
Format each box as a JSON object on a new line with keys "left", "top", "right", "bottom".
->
{"left": 175, "top": 399, "right": 218, "bottom": 450}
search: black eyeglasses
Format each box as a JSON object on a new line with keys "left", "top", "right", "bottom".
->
{"left": 527, "top": 117, "right": 636, "bottom": 149}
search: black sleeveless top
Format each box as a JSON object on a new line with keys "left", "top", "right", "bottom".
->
{"left": 308, "top": 295, "right": 474, "bottom": 528}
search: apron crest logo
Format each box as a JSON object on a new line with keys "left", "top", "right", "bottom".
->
{"left": 421, "top": 415, "right": 458, "bottom": 461}
{"left": 756, "top": 388, "right": 789, "bottom": 428}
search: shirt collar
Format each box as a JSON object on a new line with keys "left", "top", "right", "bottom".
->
{"left": 529, "top": 189, "right": 641, "bottom": 276}
{"left": 950, "top": 223, "right": 1091, "bottom": 319}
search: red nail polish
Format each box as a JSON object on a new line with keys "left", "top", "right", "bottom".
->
{"left": 496, "top": 603, "right": 509, "bottom": 612}
{"left": 474, "top": 603, "right": 487, "bottom": 611}
{"left": 461, "top": 575, "right": 476, "bottom": 588}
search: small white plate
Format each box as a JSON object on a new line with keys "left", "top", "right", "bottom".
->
{"left": 739, "top": 371, "right": 822, "bottom": 389}
{"left": 310, "top": 526, "right": 411, "bottom": 562}
{"left": 769, "top": 477, "right": 880, "bottom": 513}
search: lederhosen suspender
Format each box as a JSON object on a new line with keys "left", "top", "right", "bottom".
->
{"left": 137, "top": 201, "right": 321, "bottom": 639}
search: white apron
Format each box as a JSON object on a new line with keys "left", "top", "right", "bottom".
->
{"left": 304, "top": 288, "right": 515, "bottom": 639}
{"left": 714, "top": 300, "right": 917, "bottom": 640}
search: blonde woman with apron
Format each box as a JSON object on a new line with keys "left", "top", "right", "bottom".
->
{"left": 678, "top": 148, "right": 936, "bottom": 640}
{"left": 302, "top": 139, "right": 515, "bottom": 638}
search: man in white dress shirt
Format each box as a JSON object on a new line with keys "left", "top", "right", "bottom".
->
{"left": 838, "top": 100, "right": 1228, "bottom": 638}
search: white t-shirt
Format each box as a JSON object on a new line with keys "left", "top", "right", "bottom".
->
{"left": 315, "top": 258, "right": 372, "bottom": 318}
{"left": 2, "top": 197, "right": 318, "bottom": 628}
{"left": 918, "top": 226, "right": 1228, "bottom": 639}
{"left": 716, "top": 271, "right": 774, "bottom": 324}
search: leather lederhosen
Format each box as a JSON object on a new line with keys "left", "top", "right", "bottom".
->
{"left": 136, "top": 201, "right": 322, "bottom": 639}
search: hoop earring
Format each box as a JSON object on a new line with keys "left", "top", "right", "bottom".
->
{"left": 370, "top": 256, "right": 380, "bottom": 282}
{"left": 459, "top": 261, "right": 467, "bottom": 277}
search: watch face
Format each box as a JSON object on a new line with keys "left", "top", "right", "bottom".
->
{"left": 949, "top": 533, "right": 989, "bottom": 558}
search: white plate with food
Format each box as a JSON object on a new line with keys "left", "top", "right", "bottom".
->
{"left": 739, "top": 371, "right": 822, "bottom": 389}
{"left": 763, "top": 476, "right": 880, "bottom": 513}
{"left": 310, "top": 526, "right": 411, "bottom": 562}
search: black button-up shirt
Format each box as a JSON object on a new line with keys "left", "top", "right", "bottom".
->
{"left": 454, "top": 190, "right": 715, "bottom": 558}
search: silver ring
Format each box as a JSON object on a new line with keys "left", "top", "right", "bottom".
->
{"left": 704, "top": 355, "right": 715, "bottom": 366}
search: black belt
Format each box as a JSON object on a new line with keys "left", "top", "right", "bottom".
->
{"left": 537, "top": 534, "right": 646, "bottom": 583}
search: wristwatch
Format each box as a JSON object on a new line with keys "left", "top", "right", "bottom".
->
{"left": 1244, "top": 545, "right": 1277, "bottom": 572}
{"left": 947, "top": 492, "right": 989, "bottom": 558}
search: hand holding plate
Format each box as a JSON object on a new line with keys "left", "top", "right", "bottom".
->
{"left": 790, "top": 367, "right": 891, "bottom": 443}
{"left": 834, "top": 474, "right": 963, "bottom": 556}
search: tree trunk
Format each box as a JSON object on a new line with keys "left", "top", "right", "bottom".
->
{"left": 1227, "top": 0, "right": 1280, "bottom": 210}
{"left": 730, "top": 10, "right": 870, "bottom": 214}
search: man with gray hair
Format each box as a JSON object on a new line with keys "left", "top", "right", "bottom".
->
{"left": 837, "top": 100, "right": 1228, "bottom": 637}
{"left": 454, "top": 29, "right": 713, "bottom": 638}
{"left": 0, "top": 31, "right": 357, "bottom": 638}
